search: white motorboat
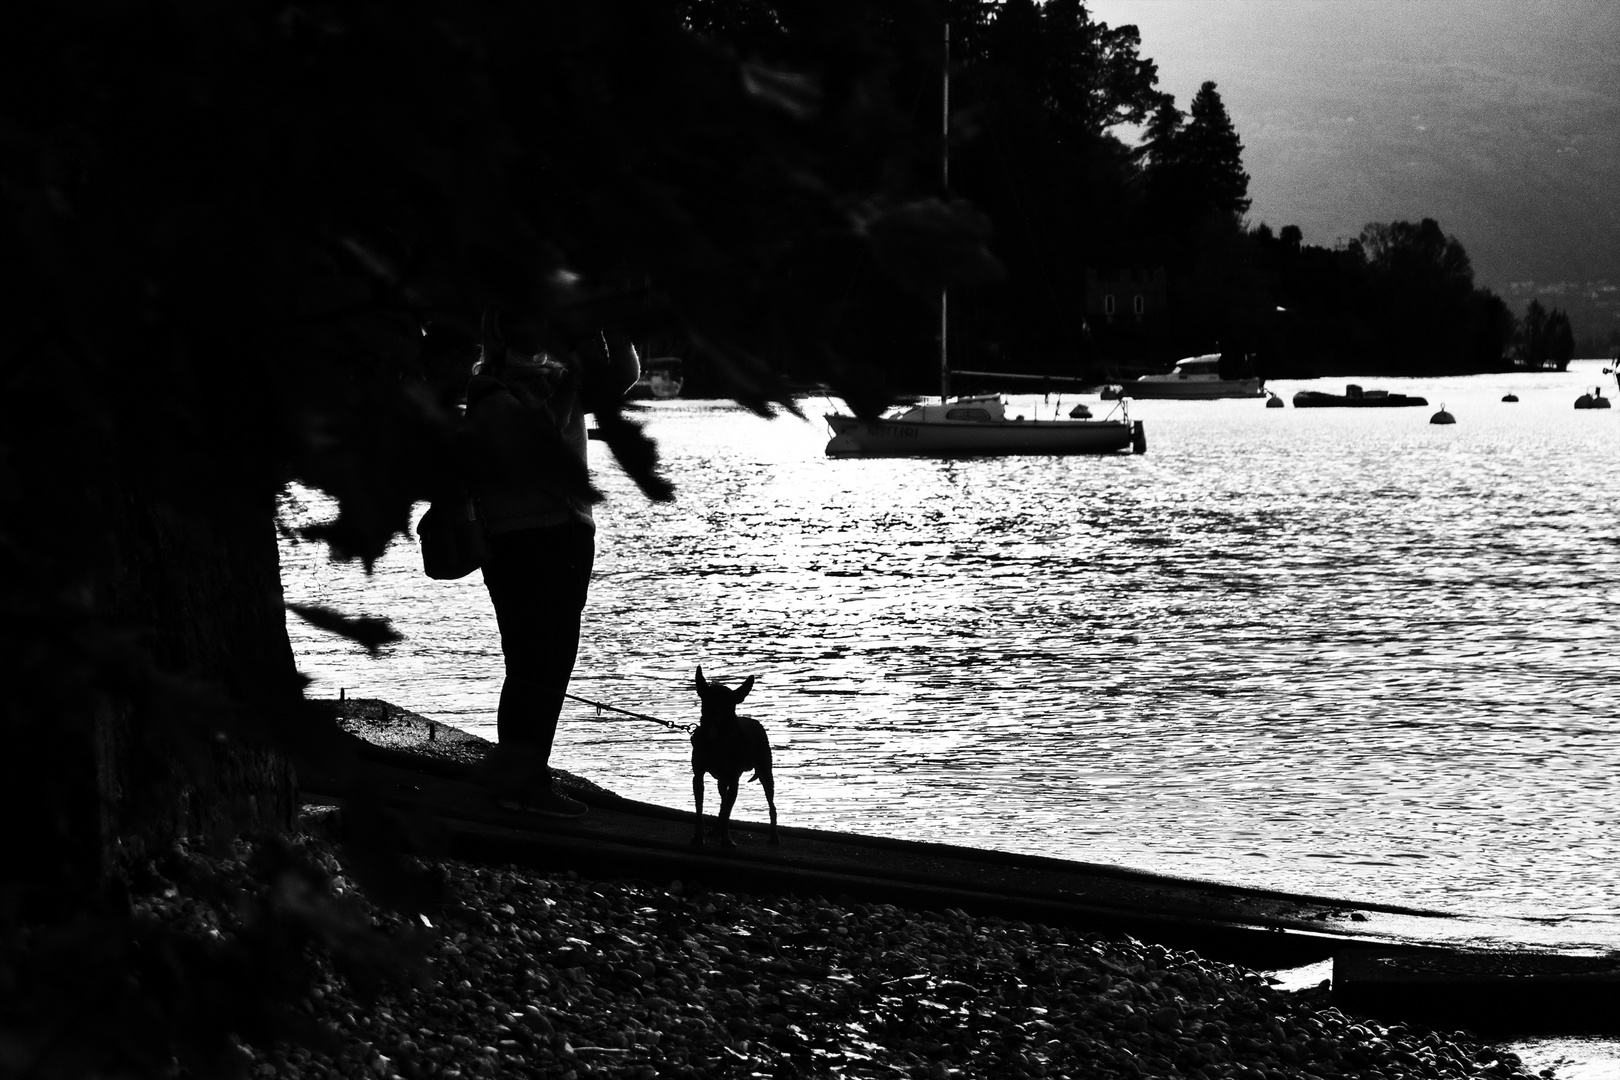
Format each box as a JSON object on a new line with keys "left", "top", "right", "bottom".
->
{"left": 825, "top": 393, "right": 1143, "bottom": 457}
{"left": 1123, "top": 354, "right": 1266, "bottom": 399}
{"left": 626, "top": 356, "right": 683, "bottom": 400}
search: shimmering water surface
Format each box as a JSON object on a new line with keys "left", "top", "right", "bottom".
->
{"left": 283, "top": 361, "right": 1620, "bottom": 951}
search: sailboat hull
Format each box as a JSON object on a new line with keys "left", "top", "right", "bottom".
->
{"left": 825, "top": 414, "right": 1142, "bottom": 457}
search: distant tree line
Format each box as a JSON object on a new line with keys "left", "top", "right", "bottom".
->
{"left": 1245, "top": 217, "right": 1523, "bottom": 377}
{"left": 1516, "top": 299, "right": 1577, "bottom": 370}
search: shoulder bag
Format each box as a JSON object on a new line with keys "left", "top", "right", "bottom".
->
{"left": 418, "top": 494, "right": 486, "bottom": 580}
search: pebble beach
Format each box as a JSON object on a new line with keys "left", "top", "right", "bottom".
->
{"left": 127, "top": 817, "right": 1557, "bottom": 1080}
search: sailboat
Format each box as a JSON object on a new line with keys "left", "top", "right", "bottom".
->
{"left": 824, "top": 390, "right": 1143, "bottom": 456}
{"left": 823, "top": 24, "right": 1145, "bottom": 459}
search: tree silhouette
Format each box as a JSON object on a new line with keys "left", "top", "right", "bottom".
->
{"left": 941, "top": 0, "right": 1165, "bottom": 371}
{"left": 1517, "top": 299, "right": 1577, "bottom": 370}
{"left": 1135, "top": 94, "right": 1184, "bottom": 170}
{"left": 1521, "top": 300, "right": 1551, "bottom": 366}
{"left": 1249, "top": 217, "right": 1514, "bottom": 374}
{"left": 1354, "top": 218, "right": 1501, "bottom": 370}
{"left": 1033, "top": 0, "right": 1165, "bottom": 140}
{"left": 1359, "top": 218, "right": 1474, "bottom": 291}
{"left": 1143, "top": 80, "right": 1251, "bottom": 238}
{"left": 1, "top": 1, "right": 1002, "bottom": 1071}
{"left": 1182, "top": 81, "right": 1252, "bottom": 218}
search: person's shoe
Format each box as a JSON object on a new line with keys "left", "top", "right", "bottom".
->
{"left": 475, "top": 742, "right": 545, "bottom": 789}
{"left": 494, "top": 786, "right": 587, "bottom": 818}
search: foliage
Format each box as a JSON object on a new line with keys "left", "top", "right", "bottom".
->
{"left": 1141, "top": 81, "right": 1252, "bottom": 234}
{"left": 968, "top": 0, "right": 1164, "bottom": 141}
{"left": 1, "top": 0, "right": 1002, "bottom": 1073}
{"left": 938, "top": 0, "right": 1165, "bottom": 372}
{"left": 1248, "top": 218, "right": 1516, "bottom": 375}
{"left": 1517, "top": 300, "right": 1577, "bottom": 370}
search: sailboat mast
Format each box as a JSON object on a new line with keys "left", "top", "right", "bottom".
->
{"left": 940, "top": 19, "right": 951, "bottom": 403}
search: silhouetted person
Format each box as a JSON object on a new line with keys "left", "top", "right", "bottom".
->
{"left": 462, "top": 312, "right": 639, "bottom": 816}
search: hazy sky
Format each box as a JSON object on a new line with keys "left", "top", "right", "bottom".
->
{"left": 1089, "top": 0, "right": 1620, "bottom": 292}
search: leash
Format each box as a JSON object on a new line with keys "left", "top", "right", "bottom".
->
{"left": 565, "top": 691, "right": 694, "bottom": 734}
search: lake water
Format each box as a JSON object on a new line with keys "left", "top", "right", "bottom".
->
{"left": 281, "top": 359, "right": 1620, "bottom": 957}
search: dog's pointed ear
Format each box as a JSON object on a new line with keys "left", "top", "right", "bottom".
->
{"left": 734, "top": 675, "right": 755, "bottom": 703}
{"left": 695, "top": 666, "right": 706, "bottom": 692}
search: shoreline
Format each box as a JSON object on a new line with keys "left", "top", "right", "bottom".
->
{"left": 14, "top": 696, "right": 1592, "bottom": 1076}
{"left": 323, "top": 699, "right": 1609, "bottom": 959}
{"left": 137, "top": 821, "right": 1556, "bottom": 1080}
{"left": 239, "top": 698, "right": 1610, "bottom": 1076}
{"left": 319, "top": 699, "right": 1460, "bottom": 965}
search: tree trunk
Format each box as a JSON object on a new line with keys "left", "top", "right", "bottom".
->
{"left": 99, "top": 490, "right": 302, "bottom": 869}
{"left": 5, "top": 486, "right": 303, "bottom": 910}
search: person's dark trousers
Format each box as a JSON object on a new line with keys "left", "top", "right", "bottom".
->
{"left": 480, "top": 522, "right": 596, "bottom": 774}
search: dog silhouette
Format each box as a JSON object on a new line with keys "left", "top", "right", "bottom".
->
{"left": 691, "top": 666, "right": 779, "bottom": 847}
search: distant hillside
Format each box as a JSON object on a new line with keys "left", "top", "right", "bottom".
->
{"left": 1095, "top": 0, "right": 1620, "bottom": 337}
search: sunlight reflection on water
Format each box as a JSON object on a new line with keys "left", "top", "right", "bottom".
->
{"left": 282, "top": 361, "right": 1620, "bottom": 950}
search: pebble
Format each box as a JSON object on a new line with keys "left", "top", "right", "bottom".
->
{"left": 119, "top": 832, "right": 1553, "bottom": 1080}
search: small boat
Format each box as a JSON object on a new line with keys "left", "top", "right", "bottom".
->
{"left": 626, "top": 357, "right": 683, "bottom": 400}
{"left": 1123, "top": 353, "right": 1267, "bottom": 399}
{"left": 825, "top": 394, "right": 1144, "bottom": 457}
{"left": 1292, "top": 384, "right": 1428, "bottom": 408}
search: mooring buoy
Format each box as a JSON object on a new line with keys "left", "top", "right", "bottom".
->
{"left": 1430, "top": 405, "right": 1455, "bottom": 425}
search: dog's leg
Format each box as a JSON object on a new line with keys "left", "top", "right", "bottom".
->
{"left": 717, "top": 776, "right": 740, "bottom": 848}
{"left": 749, "top": 725, "right": 780, "bottom": 846}
{"left": 691, "top": 772, "right": 706, "bottom": 846}
{"left": 758, "top": 765, "right": 780, "bottom": 846}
